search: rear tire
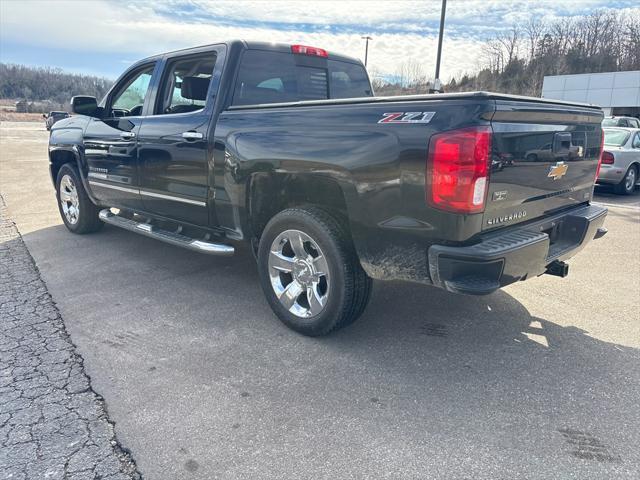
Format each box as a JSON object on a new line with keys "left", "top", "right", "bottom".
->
{"left": 614, "top": 165, "right": 637, "bottom": 195}
{"left": 55, "top": 163, "right": 104, "bottom": 234}
{"left": 257, "top": 206, "right": 372, "bottom": 336}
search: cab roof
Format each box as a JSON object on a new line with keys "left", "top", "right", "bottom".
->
{"left": 137, "top": 39, "right": 363, "bottom": 66}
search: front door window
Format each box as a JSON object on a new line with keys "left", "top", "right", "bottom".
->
{"left": 110, "top": 66, "right": 154, "bottom": 117}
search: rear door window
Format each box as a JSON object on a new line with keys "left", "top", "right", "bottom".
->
{"left": 156, "top": 54, "right": 216, "bottom": 115}
{"left": 232, "top": 50, "right": 371, "bottom": 106}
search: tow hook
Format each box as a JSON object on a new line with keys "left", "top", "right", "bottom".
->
{"left": 594, "top": 227, "right": 608, "bottom": 239}
{"left": 545, "top": 260, "right": 569, "bottom": 278}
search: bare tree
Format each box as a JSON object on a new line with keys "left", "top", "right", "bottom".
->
{"left": 497, "top": 26, "right": 521, "bottom": 66}
{"left": 482, "top": 39, "right": 505, "bottom": 74}
{"left": 395, "top": 59, "right": 429, "bottom": 93}
{"left": 367, "top": 67, "right": 387, "bottom": 94}
{"left": 524, "top": 18, "right": 544, "bottom": 63}
{"left": 623, "top": 12, "right": 640, "bottom": 69}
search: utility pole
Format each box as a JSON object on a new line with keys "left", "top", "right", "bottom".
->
{"left": 432, "top": 0, "right": 447, "bottom": 93}
{"left": 361, "top": 36, "right": 372, "bottom": 67}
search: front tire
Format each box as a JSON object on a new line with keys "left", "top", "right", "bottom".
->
{"left": 614, "top": 165, "right": 637, "bottom": 195}
{"left": 55, "top": 163, "right": 103, "bottom": 233}
{"left": 257, "top": 207, "right": 372, "bottom": 336}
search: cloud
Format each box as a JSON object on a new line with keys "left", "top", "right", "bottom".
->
{"left": 1, "top": 0, "right": 638, "bottom": 80}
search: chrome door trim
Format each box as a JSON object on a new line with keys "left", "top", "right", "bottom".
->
{"left": 88, "top": 180, "right": 206, "bottom": 207}
{"left": 88, "top": 180, "right": 139, "bottom": 195}
{"left": 138, "top": 189, "right": 206, "bottom": 207}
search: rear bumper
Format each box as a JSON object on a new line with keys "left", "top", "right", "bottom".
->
{"left": 427, "top": 204, "right": 607, "bottom": 295}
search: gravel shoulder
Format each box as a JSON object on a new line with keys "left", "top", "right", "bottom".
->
{"left": 0, "top": 195, "right": 140, "bottom": 480}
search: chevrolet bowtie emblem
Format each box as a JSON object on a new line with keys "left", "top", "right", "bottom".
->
{"left": 548, "top": 162, "right": 569, "bottom": 180}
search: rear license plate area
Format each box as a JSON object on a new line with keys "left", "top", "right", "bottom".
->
{"left": 537, "top": 214, "right": 588, "bottom": 260}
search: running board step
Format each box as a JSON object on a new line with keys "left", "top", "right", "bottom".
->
{"left": 99, "top": 209, "right": 234, "bottom": 256}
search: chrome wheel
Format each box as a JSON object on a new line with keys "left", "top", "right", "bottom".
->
{"left": 59, "top": 174, "right": 80, "bottom": 224}
{"left": 625, "top": 168, "right": 636, "bottom": 191}
{"left": 268, "top": 229, "right": 330, "bottom": 318}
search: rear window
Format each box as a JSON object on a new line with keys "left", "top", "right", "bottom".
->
{"left": 232, "top": 50, "right": 372, "bottom": 106}
{"left": 603, "top": 129, "right": 630, "bottom": 146}
{"left": 603, "top": 117, "right": 640, "bottom": 128}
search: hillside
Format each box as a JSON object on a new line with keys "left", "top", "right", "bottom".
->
{"left": 0, "top": 63, "right": 113, "bottom": 109}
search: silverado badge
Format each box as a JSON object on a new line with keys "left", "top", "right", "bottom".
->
{"left": 548, "top": 161, "right": 569, "bottom": 180}
{"left": 486, "top": 210, "right": 527, "bottom": 226}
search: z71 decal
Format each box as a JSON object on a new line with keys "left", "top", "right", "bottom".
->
{"left": 378, "top": 112, "right": 436, "bottom": 124}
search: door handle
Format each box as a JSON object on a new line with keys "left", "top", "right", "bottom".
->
{"left": 182, "top": 131, "right": 204, "bottom": 140}
{"left": 120, "top": 131, "right": 136, "bottom": 140}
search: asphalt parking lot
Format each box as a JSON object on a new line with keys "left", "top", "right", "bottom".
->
{"left": 1, "top": 121, "right": 639, "bottom": 479}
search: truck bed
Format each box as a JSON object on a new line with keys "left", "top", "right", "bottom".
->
{"left": 227, "top": 91, "right": 602, "bottom": 111}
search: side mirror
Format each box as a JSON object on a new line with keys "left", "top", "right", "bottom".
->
{"left": 70, "top": 96, "right": 98, "bottom": 116}
{"left": 42, "top": 113, "right": 47, "bottom": 119}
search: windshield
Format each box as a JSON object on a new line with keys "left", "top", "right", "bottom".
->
{"left": 603, "top": 129, "right": 630, "bottom": 146}
{"left": 602, "top": 118, "right": 619, "bottom": 127}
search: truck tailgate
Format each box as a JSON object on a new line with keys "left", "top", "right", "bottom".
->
{"left": 484, "top": 101, "right": 603, "bottom": 230}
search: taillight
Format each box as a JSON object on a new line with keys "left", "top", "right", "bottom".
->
{"left": 595, "top": 128, "right": 605, "bottom": 179}
{"left": 426, "top": 126, "right": 491, "bottom": 214}
{"left": 291, "top": 44, "right": 328, "bottom": 57}
{"left": 601, "top": 151, "right": 615, "bottom": 165}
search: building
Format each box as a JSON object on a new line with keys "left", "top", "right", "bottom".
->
{"left": 542, "top": 70, "right": 640, "bottom": 117}
{"left": 15, "top": 100, "right": 28, "bottom": 113}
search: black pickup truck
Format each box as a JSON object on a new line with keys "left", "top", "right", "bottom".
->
{"left": 48, "top": 40, "right": 607, "bottom": 336}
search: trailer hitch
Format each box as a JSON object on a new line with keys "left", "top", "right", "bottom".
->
{"left": 545, "top": 260, "right": 569, "bottom": 278}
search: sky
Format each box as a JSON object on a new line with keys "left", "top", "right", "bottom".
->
{"left": 0, "top": 0, "right": 638, "bottom": 81}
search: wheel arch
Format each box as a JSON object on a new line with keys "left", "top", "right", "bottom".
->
{"left": 628, "top": 161, "right": 640, "bottom": 186}
{"left": 49, "top": 147, "right": 79, "bottom": 185}
{"left": 247, "top": 172, "right": 352, "bottom": 240}
{"left": 49, "top": 146, "right": 99, "bottom": 204}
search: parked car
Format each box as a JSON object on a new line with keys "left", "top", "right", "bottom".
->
{"left": 43, "top": 111, "right": 70, "bottom": 130}
{"left": 597, "top": 127, "right": 640, "bottom": 195}
{"left": 47, "top": 40, "right": 607, "bottom": 336}
{"left": 524, "top": 143, "right": 553, "bottom": 162}
{"left": 602, "top": 116, "right": 640, "bottom": 128}
{"left": 524, "top": 141, "right": 583, "bottom": 163}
